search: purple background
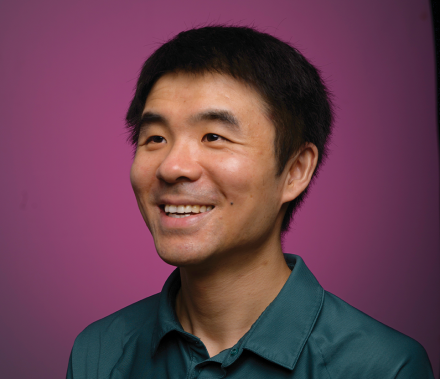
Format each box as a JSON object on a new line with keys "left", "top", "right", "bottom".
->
{"left": 1, "top": 0, "right": 438, "bottom": 378}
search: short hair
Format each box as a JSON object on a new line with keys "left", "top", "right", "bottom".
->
{"left": 126, "top": 25, "right": 334, "bottom": 233}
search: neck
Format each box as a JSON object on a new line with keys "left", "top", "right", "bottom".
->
{"left": 175, "top": 239, "right": 291, "bottom": 357}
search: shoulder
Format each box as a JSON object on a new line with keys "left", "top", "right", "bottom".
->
{"left": 309, "top": 291, "right": 434, "bottom": 378}
{"left": 76, "top": 293, "right": 160, "bottom": 344}
{"left": 68, "top": 294, "right": 160, "bottom": 379}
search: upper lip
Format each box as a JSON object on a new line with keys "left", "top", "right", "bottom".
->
{"left": 157, "top": 197, "right": 216, "bottom": 206}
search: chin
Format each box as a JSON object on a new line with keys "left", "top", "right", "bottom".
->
{"left": 155, "top": 244, "right": 212, "bottom": 268}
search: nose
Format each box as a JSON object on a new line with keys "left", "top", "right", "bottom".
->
{"left": 156, "top": 140, "right": 203, "bottom": 183}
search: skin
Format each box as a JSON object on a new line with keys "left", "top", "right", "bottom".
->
{"left": 130, "top": 72, "right": 318, "bottom": 357}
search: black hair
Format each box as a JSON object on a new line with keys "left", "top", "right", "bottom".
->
{"left": 126, "top": 25, "right": 334, "bottom": 233}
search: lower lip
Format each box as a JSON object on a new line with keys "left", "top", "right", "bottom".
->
{"left": 159, "top": 208, "right": 213, "bottom": 229}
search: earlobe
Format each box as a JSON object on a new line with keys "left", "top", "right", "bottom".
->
{"left": 282, "top": 143, "right": 319, "bottom": 203}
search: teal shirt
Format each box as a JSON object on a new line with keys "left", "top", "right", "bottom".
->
{"left": 67, "top": 254, "right": 434, "bottom": 378}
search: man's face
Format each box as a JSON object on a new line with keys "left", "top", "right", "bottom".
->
{"left": 130, "top": 72, "right": 290, "bottom": 268}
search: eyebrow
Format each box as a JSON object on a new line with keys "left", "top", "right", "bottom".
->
{"left": 189, "top": 109, "right": 240, "bottom": 130}
{"left": 139, "top": 112, "right": 167, "bottom": 132}
{"left": 139, "top": 109, "right": 241, "bottom": 133}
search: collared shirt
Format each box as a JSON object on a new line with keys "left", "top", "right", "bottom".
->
{"left": 67, "top": 254, "right": 434, "bottom": 378}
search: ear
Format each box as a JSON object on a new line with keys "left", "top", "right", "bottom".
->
{"left": 281, "top": 143, "right": 319, "bottom": 204}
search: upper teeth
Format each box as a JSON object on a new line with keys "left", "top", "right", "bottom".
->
{"left": 165, "top": 204, "right": 213, "bottom": 214}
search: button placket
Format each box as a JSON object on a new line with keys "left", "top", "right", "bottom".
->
{"left": 222, "top": 346, "right": 242, "bottom": 368}
{"left": 192, "top": 366, "right": 201, "bottom": 379}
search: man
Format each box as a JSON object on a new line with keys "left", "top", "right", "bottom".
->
{"left": 67, "top": 26, "right": 434, "bottom": 378}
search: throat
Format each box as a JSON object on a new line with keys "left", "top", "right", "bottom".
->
{"left": 175, "top": 256, "right": 291, "bottom": 357}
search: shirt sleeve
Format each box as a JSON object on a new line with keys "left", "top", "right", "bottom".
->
{"left": 394, "top": 342, "right": 435, "bottom": 379}
{"left": 66, "top": 349, "right": 73, "bottom": 379}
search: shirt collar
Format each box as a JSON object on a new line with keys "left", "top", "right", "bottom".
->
{"left": 150, "top": 267, "right": 187, "bottom": 354}
{"left": 151, "top": 254, "right": 324, "bottom": 371}
{"left": 237, "top": 254, "right": 324, "bottom": 369}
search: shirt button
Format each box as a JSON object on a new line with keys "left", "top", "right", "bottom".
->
{"left": 230, "top": 348, "right": 238, "bottom": 356}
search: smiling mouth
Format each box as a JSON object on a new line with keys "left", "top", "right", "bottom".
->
{"left": 162, "top": 204, "right": 214, "bottom": 218}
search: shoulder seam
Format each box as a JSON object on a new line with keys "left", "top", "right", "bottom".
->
{"left": 309, "top": 335, "right": 332, "bottom": 379}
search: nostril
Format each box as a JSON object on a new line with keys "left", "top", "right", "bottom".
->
{"left": 155, "top": 147, "right": 203, "bottom": 184}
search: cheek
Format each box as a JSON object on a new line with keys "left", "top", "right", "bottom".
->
{"left": 130, "top": 155, "right": 156, "bottom": 194}
{"left": 212, "top": 156, "right": 253, "bottom": 195}
{"left": 208, "top": 150, "right": 277, "bottom": 201}
{"left": 130, "top": 157, "right": 158, "bottom": 230}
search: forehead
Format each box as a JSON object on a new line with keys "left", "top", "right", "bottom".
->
{"left": 143, "top": 72, "right": 270, "bottom": 120}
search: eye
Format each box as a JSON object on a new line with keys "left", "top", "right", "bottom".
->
{"left": 146, "top": 135, "right": 166, "bottom": 144}
{"left": 203, "top": 133, "right": 225, "bottom": 142}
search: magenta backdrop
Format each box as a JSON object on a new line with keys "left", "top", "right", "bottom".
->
{"left": 0, "top": 0, "right": 438, "bottom": 377}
